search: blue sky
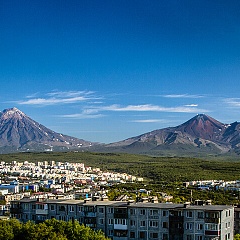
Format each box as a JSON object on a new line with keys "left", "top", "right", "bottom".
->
{"left": 1, "top": 0, "right": 240, "bottom": 143}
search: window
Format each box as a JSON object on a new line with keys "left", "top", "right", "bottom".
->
{"left": 162, "top": 210, "right": 168, "bottom": 217}
{"left": 85, "top": 206, "right": 95, "bottom": 212}
{"left": 163, "top": 222, "right": 168, "bottom": 228}
{"left": 225, "top": 233, "right": 231, "bottom": 240}
{"left": 69, "top": 205, "right": 74, "bottom": 212}
{"left": 130, "top": 232, "right": 135, "bottom": 238}
{"left": 140, "top": 209, "right": 146, "bottom": 215}
{"left": 162, "top": 233, "right": 168, "bottom": 240}
{"left": 186, "top": 211, "right": 193, "bottom": 218}
{"left": 197, "top": 211, "right": 204, "bottom": 219}
{"left": 139, "top": 231, "right": 145, "bottom": 239}
{"left": 58, "top": 215, "right": 66, "bottom": 221}
{"left": 196, "top": 236, "right": 203, "bottom": 240}
{"left": 197, "top": 224, "right": 203, "bottom": 230}
{"left": 149, "top": 221, "right": 158, "bottom": 227}
{"left": 114, "top": 219, "right": 127, "bottom": 225}
{"left": 140, "top": 220, "right": 146, "bottom": 227}
{"left": 130, "top": 220, "right": 135, "bottom": 226}
{"left": 78, "top": 206, "right": 84, "bottom": 212}
{"left": 99, "top": 207, "right": 104, "bottom": 213}
{"left": 50, "top": 205, "right": 55, "bottom": 211}
{"left": 108, "top": 207, "right": 113, "bottom": 214}
{"left": 108, "top": 230, "right": 113, "bottom": 236}
{"left": 59, "top": 205, "right": 65, "bottom": 212}
{"left": 186, "top": 235, "right": 193, "bottom": 240}
{"left": 205, "top": 223, "right": 218, "bottom": 231}
{"left": 130, "top": 208, "right": 136, "bottom": 215}
{"left": 37, "top": 204, "right": 44, "bottom": 210}
{"left": 186, "top": 223, "right": 192, "bottom": 230}
{"left": 23, "top": 204, "right": 29, "bottom": 210}
{"left": 205, "top": 211, "right": 219, "bottom": 218}
{"left": 149, "top": 209, "right": 158, "bottom": 215}
{"left": 150, "top": 232, "right": 158, "bottom": 239}
{"left": 99, "top": 218, "right": 104, "bottom": 224}
{"left": 108, "top": 218, "right": 113, "bottom": 225}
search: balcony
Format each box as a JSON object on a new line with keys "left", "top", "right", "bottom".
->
{"left": 113, "top": 237, "right": 128, "bottom": 240}
{"left": 85, "top": 212, "right": 96, "bottom": 217}
{"left": 36, "top": 209, "right": 48, "bottom": 215}
{"left": 10, "top": 208, "right": 22, "bottom": 214}
{"left": 205, "top": 230, "right": 220, "bottom": 236}
{"left": 114, "top": 208, "right": 128, "bottom": 219}
{"left": 205, "top": 218, "right": 220, "bottom": 224}
{"left": 114, "top": 224, "right": 128, "bottom": 230}
{"left": 169, "top": 215, "right": 184, "bottom": 222}
{"left": 114, "top": 213, "right": 128, "bottom": 219}
{"left": 85, "top": 223, "right": 96, "bottom": 228}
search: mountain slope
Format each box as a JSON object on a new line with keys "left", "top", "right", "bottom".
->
{"left": 102, "top": 114, "right": 237, "bottom": 156}
{"left": 0, "top": 107, "right": 95, "bottom": 153}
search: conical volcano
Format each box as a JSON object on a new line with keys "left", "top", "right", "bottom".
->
{"left": 175, "top": 114, "right": 226, "bottom": 141}
{"left": 105, "top": 114, "right": 231, "bottom": 155}
{"left": 0, "top": 107, "right": 94, "bottom": 153}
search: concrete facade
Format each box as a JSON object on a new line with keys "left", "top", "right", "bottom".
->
{"left": 10, "top": 199, "right": 234, "bottom": 240}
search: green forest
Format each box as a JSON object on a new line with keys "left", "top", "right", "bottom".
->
{"left": 0, "top": 151, "right": 240, "bottom": 182}
{"left": 0, "top": 218, "right": 108, "bottom": 240}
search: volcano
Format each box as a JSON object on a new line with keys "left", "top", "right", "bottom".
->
{"left": 0, "top": 107, "right": 95, "bottom": 153}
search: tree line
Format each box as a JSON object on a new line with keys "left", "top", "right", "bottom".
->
{"left": 0, "top": 218, "right": 109, "bottom": 240}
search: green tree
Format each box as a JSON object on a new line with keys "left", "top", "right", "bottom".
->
{"left": 234, "top": 234, "right": 240, "bottom": 240}
{"left": 0, "top": 220, "right": 14, "bottom": 240}
{"left": 0, "top": 219, "right": 109, "bottom": 240}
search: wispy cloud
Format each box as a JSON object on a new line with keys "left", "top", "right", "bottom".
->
{"left": 184, "top": 104, "right": 198, "bottom": 107}
{"left": 60, "top": 104, "right": 208, "bottom": 119}
{"left": 99, "top": 104, "right": 208, "bottom": 113}
{"left": 61, "top": 113, "right": 104, "bottom": 119}
{"left": 163, "top": 94, "right": 204, "bottom": 98}
{"left": 61, "top": 108, "right": 105, "bottom": 119}
{"left": 130, "top": 119, "right": 168, "bottom": 123}
{"left": 224, "top": 98, "right": 240, "bottom": 107}
{"left": 17, "top": 90, "right": 100, "bottom": 106}
{"left": 47, "top": 90, "right": 94, "bottom": 97}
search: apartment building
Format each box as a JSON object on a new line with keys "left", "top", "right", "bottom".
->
{"left": 234, "top": 206, "right": 240, "bottom": 235}
{"left": 10, "top": 198, "right": 234, "bottom": 240}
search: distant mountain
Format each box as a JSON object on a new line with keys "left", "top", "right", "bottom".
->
{"left": 0, "top": 107, "right": 95, "bottom": 153}
{"left": 2, "top": 109, "right": 240, "bottom": 157}
{"left": 97, "top": 114, "right": 240, "bottom": 157}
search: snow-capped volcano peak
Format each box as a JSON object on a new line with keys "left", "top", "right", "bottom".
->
{"left": 1, "top": 107, "right": 26, "bottom": 119}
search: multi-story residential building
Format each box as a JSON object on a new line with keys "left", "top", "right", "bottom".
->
{"left": 10, "top": 198, "right": 234, "bottom": 240}
{"left": 234, "top": 206, "right": 240, "bottom": 235}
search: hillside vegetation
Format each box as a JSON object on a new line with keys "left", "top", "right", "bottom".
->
{"left": 0, "top": 151, "right": 240, "bottom": 182}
